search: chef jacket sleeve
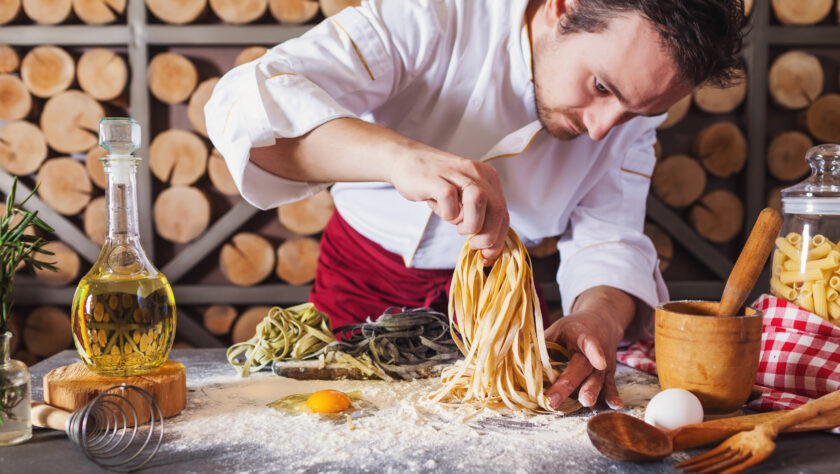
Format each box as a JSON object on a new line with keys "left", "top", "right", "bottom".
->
{"left": 204, "top": 0, "right": 446, "bottom": 209}
{"left": 556, "top": 123, "right": 668, "bottom": 342}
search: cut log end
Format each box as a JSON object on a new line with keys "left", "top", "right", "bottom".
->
{"left": 35, "top": 241, "right": 80, "bottom": 287}
{"left": 275, "top": 237, "right": 319, "bottom": 285}
{"left": 690, "top": 190, "right": 744, "bottom": 243}
{"left": 277, "top": 189, "right": 334, "bottom": 235}
{"left": 220, "top": 232, "right": 275, "bottom": 286}
{"left": 72, "top": 0, "right": 127, "bottom": 25}
{"left": 644, "top": 222, "right": 673, "bottom": 272}
{"left": 651, "top": 154, "right": 707, "bottom": 208}
{"left": 269, "top": 0, "right": 318, "bottom": 24}
{"left": 0, "top": 120, "right": 48, "bottom": 175}
{"left": 41, "top": 90, "right": 104, "bottom": 154}
{"left": 232, "top": 306, "right": 272, "bottom": 343}
{"left": 319, "top": 0, "right": 359, "bottom": 17}
{"left": 147, "top": 52, "right": 198, "bottom": 105}
{"left": 149, "top": 129, "right": 208, "bottom": 185}
{"left": 0, "top": 74, "right": 32, "bottom": 120}
{"left": 203, "top": 304, "right": 237, "bottom": 336}
{"left": 0, "top": 0, "right": 22, "bottom": 25}
{"left": 693, "top": 74, "right": 747, "bottom": 114}
{"left": 77, "top": 48, "right": 128, "bottom": 101}
{"left": 209, "top": 0, "right": 267, "bottom": 24}
{"left": 769, "top": 50, "right": 824, "bottom": 110}
{"left": 22, "top": 0, "right": 72, "bottom": 25}
{"left": 187, "top": 77, "right": 219, "bottom": 137}
{"left": 85, "top": 145, "right": 108, "bottom": 188}
{"left": 23, "top": 305, "right": 72, "bottom": 358}
{"left": 805, "top": 94, "right": 840, "bottom": 143}
{"left": 0, "top": 45, "right": 20, "bottom": 73}
{"left": 153, "top": 185, "right": 211, "bottom": 243}
{"left": 234, "top": 46, "right": 268, "bottom": 67}
{"left": 146, "top": 0, "right": 206, "bottom": 24}
{"left": 772, "top": 0, "right": 832, "bottom": 25}
{"left": 657, "top": 94, "right": 691, "bottom": 129}
{"left": 692, "top": 121, "right": 747, "bottom": 178}
{"left": 83, "top": 195, "right": 106, "bottom": 245}
{"left": 36, "top": 157, "right": 93, "bottom": 215}
{"left": 21, "top": 45, "right": 74, "bottom": 99}
{"left": 767, "top": 130, "right": 813, "bottom": 181}
{"left": 208, "top": 148, "right": 240, "bottom": 196}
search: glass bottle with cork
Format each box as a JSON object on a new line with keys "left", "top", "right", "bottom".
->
{"left": 71, "top": 117, "right": 176, "bottom": 376}
{"left": 771, "top": 144, "right": 840, "bottom": 326}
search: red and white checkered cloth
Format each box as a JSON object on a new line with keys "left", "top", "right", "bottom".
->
{"left": 617, "top": 294, "right": 840, "bottom": 414}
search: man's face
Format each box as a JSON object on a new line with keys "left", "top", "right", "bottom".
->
{"left": 532, "top": 11, "right": 691, "bottom": 141}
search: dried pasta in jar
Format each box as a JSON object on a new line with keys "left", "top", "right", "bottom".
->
{"left": 771, "top": 232, "right": 840, "bottom": 327}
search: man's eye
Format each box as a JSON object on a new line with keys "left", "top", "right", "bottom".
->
{"left": 594, "top": 79, "right": 608, "bottom": 94}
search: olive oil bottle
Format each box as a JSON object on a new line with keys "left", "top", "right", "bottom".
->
{"left": 71, "top": 118, "right": 176, "bottom": 376}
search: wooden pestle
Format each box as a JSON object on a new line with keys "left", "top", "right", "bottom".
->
{"left": 717, "top": 208, "right": 784, "bottom": 317}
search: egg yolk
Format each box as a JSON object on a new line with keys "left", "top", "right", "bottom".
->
{"left": 305, "top": 390, "right": 352, "bottom": 413}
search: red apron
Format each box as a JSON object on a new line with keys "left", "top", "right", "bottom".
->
{"left": 310, "top": 211, "right": 550, "bottom": 330}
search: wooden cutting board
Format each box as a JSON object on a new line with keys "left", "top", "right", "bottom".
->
{"left": 43, "top": 360, "right": 186, "bottom": 422}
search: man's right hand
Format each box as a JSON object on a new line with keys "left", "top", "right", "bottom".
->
{"left": 387, "top": 146, "right": 509, "bottom": 264}
{"left": 250, "top": 117, "right": 510, "bottom": 262}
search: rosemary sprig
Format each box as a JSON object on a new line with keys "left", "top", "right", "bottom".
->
{"left": 1, "top": 177, "right": 57, "bottom": 426}
{"left": 0, "top": 177, "right": 57, "bottom": 335}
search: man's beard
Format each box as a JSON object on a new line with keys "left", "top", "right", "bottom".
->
{"left": 532, "top": 75, "right": 588, "bottom": 140}
{"left": 534, "top": 92, "right": 585, "bottom": 141}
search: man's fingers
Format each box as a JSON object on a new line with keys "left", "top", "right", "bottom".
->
{"left": 545, "top": 353, "right": 593, "bottom": 409}
{"left": 479, "top": 209, "right": 508, "bottom": 264}
{"left": 578, "top": 370, "right": 605, "bottom": 407}
{"left": 457, "top": 184, "right": 487, "bottom": 235}
{"left": 428, "top": 182, "right": 462, "bottom": 222}
{"left": 577, "top": 333, "right": 607, "bottom": 371}
{"left": 602, "top": 371, "right": 623, "bottom": 409}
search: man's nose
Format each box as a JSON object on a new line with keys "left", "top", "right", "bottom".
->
{"left": 585, "top": 104, "right": 625, "bottom": 141}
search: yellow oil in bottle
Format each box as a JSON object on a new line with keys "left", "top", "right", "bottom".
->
{"left": 72, "top": 271, "right": 176, "bottom": 376}
{"left": 74, "top": 117, "right": 178, "bottom": 376}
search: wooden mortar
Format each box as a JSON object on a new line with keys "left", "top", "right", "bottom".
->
{"left": 655, "top": 300, "right": 762, "bottom": 414}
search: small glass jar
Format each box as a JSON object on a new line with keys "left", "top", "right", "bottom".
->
{"left": 771, "top": 144, "right": 840, "bottom": 325}
{"left": 0, "top": 331, "right": 31, "bottom": 446}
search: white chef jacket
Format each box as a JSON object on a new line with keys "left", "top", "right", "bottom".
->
{"left": 205, "top": 0, "right": 668, "bottom": 339}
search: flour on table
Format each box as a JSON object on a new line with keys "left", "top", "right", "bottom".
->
{"left": 151, "top": 363, "right": 660, "bottom": 473}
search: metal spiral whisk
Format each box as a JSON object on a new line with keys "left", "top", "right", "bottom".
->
{"left": 65, "top": 384, "right": 164, "bottom": 472}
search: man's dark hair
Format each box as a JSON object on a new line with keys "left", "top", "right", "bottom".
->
{"left": 558, "top": 0, "right": 748, "bottom": 87}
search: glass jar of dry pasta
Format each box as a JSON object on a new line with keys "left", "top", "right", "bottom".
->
{"left": 772, "top": 144, "right": 840, "bottom": 325}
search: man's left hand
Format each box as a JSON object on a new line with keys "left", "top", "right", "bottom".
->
{"left": 542, "top": 286, "right": 636, "bottom": 409}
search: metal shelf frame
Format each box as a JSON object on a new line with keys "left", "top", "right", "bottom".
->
{"left": 2, "top": 1, "right": 838, "bottom": 346}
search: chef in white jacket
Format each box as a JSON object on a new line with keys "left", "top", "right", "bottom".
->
{"left": 206, "top": 0, "right": 746, "bottom": 409}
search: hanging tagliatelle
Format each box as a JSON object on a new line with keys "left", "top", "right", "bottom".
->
{"left": 430, "top": 229, "right": 579, "bottom": 414}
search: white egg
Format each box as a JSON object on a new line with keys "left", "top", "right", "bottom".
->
{"left": 643, "top": 388, "right": 704, "bottom": 431}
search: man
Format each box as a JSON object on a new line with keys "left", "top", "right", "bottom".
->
{"left": 206, "top": 0, "right": 746, "bottom": 410}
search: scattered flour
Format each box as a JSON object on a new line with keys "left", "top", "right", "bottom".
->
{"left": 148, "top": 364, "right": 667, "bottom": 473}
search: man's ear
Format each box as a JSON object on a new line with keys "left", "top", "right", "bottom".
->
{"left": 543, "top": 0, "right": 577, "bottom": 28}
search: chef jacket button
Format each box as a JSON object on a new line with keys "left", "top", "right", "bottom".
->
{"left": 469, "top": 97, "right": 483, "bottom": 108}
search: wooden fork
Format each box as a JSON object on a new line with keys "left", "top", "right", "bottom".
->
{"left": 675, "top": 389, "right": 840, "bottom": 474}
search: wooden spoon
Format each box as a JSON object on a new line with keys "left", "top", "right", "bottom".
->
{"left": 587, "top": 407, "right": 840, "bottom": 462}
{"left": 717, "top": 208, "right": 784, "bottom": 317}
